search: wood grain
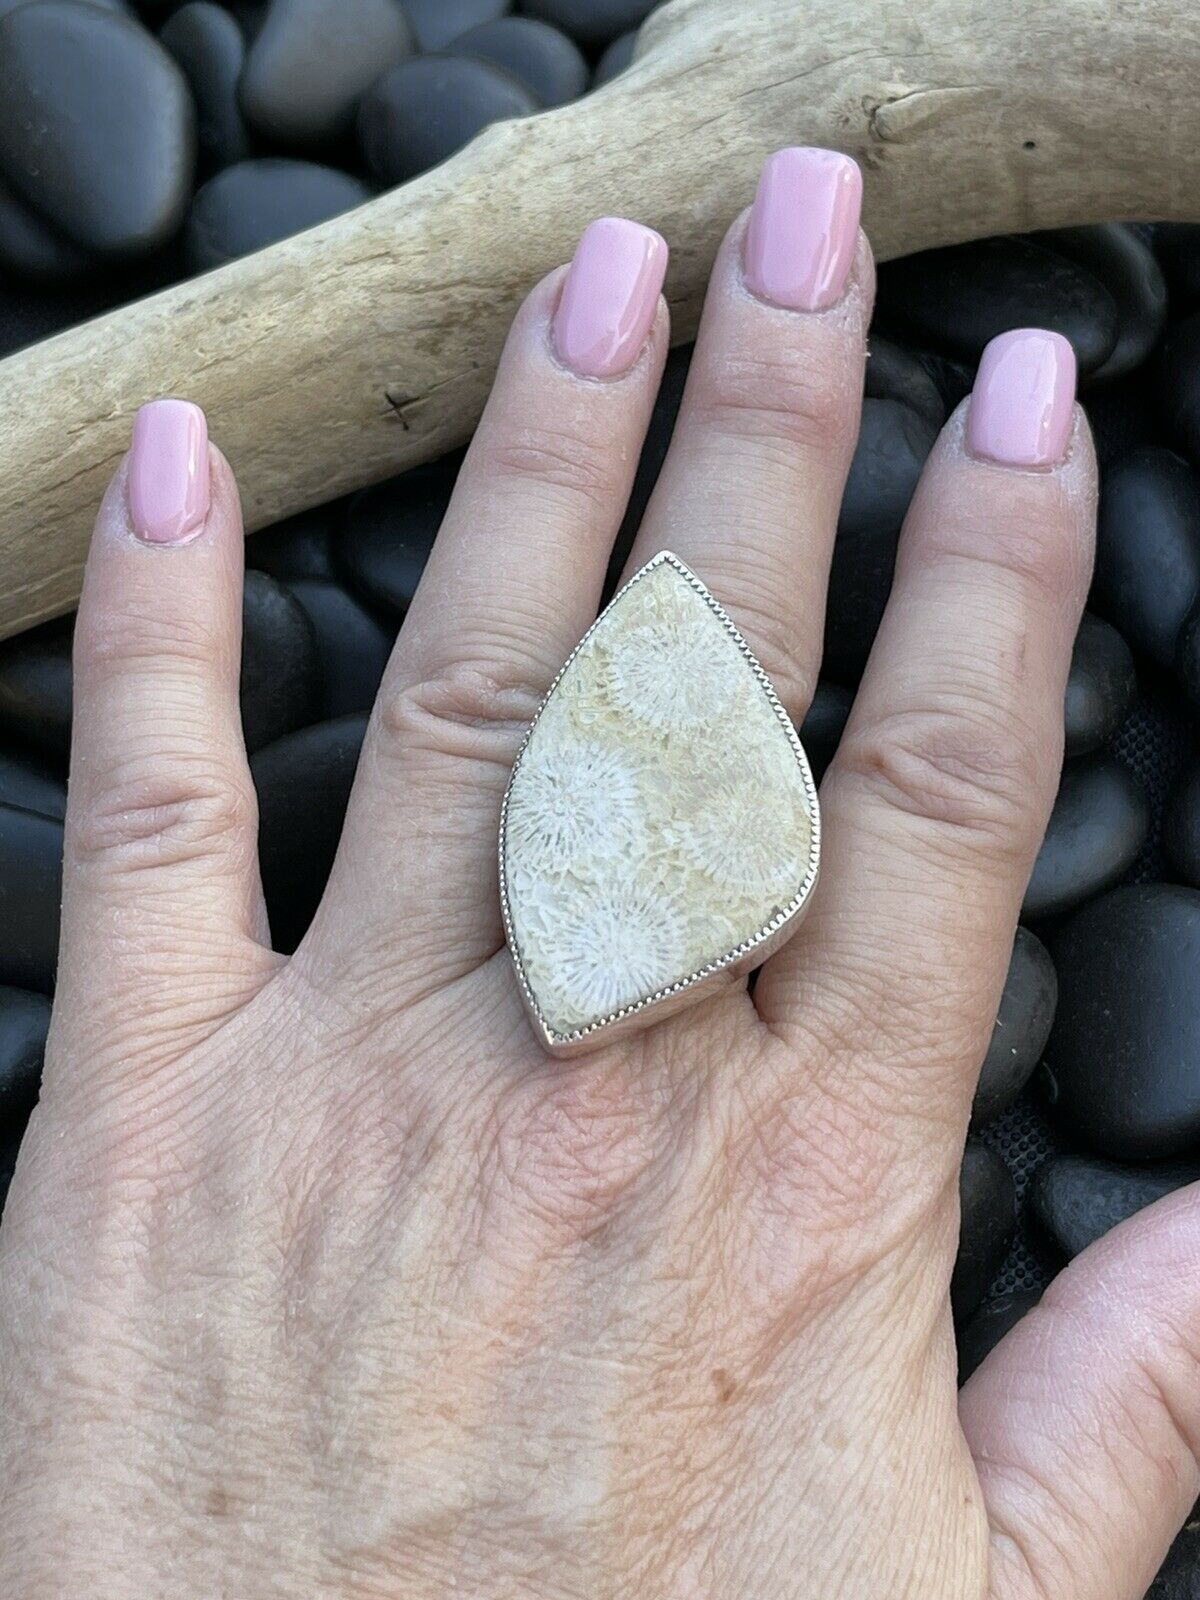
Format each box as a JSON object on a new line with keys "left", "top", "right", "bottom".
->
{"left": 0, "top": 0, "right": 1194, "bottom": 637}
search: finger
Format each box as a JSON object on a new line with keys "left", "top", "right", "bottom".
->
{"left": 757, "top": 331, "right": 1096, "bottom": 1142}
{"left": 622, "top": 146, "right": 872, "bottom": 719}
{"left": 307, "top": 219, "right": 668, "bottom": 992}
{"left": 960, "top": 1185, "right": 1200, "bottom": 1600}
{"left": 51, "top": 401, "right": 274, "bottom": 1087}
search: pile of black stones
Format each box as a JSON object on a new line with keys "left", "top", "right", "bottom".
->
{"left": 1, "top": 5, "right": 1200, "bottom": 1591}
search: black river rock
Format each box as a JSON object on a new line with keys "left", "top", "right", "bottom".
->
{"left": 1045, "top": 884, "right": 1200, "bottom": 1159}
{"left": 0, "top": 1, "right": 195, "bottom": 256}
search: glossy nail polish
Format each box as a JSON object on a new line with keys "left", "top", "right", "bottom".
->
{"left": 744, "top": 146, "right": 863, "bottom": 312}
{"left": 966, "top": 329, "right": 1077, "bottom": 468}
{"left": 128, "top": 398, "right": 210, "bottom": 544}
{"left": 552, "top": 217, "right": 668, "bottom": 378}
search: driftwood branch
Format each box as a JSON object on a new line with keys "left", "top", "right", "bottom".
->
{"left": 0, "top": 0, "right": 1193, "bottom": 638}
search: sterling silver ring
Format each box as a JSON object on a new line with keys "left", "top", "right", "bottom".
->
{"left": 499, "top": 551, "right": 820, "bottom": 1058}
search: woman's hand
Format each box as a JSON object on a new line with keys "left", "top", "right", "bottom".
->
{"left": 0, "top": 146, "right": 1195, "bottom": 1600}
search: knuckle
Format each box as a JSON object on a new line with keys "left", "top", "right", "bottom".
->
{"left": 927, "top": 476, "right": 1088, "bottom": 607}
{"left": 698, "top": 559, "right": 819, "bottom": 717}
{"left": 692, "top": 341, "right": 859, "bottom": 457}
{"left": 73, "top": 763, "right": 255, "bottom": 876}
{"left": 837, "top": 700, "right": 1043, "bottom": 853}
{"left": 478, "top": 423, "right": 627, "bottom": 516}
{"left": 78, "top": 603, "right": 222, "bottom": 678}
{"left": 377, "top": 661, "right": 544, "bottom": 776}
{"left": 480, "top": 1063, "right": 657, "bottom": 1238}
{"left": 726, "top": 1058, "right": 952, "bottom": 1306}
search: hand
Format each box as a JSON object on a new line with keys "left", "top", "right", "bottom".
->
{"left": 0, "top": 146, "right": 1193, "bottom": 1600}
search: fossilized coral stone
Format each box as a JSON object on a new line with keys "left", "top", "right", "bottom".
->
{"left": 500, "top": 553, "right": 819, "bottom": 1051}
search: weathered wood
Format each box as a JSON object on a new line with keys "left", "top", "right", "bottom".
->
{"left": 0, "top": 0, "right": 1193, "bottom": 637}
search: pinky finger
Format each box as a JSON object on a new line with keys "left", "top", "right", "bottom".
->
{"left": 960, "top": 1185, "right": 1200, "bottom": 1600}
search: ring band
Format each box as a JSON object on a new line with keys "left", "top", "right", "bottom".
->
{"left": 500, "top": 551, "right": 820, "bottom": 1058}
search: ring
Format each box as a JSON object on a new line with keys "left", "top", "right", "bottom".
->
{"left": 499, "top": 552, "right": 820, "bottom": 1058}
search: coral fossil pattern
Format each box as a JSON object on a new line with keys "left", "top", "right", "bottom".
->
{"left": 502, "top": 556, "right": 816, "bottom": 1040}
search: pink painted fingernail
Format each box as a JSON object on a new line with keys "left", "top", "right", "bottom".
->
{"left": 128, "top": 398, "right": 210, "bottom": 544}
{"left": 552, "top": 217, "right": 668, "bottom": 378}
{"left": 966, "top": 329, "right": 1077, "bottom": 468}
{"left": 744, "top": 146, "right": 862, "bottom": 312}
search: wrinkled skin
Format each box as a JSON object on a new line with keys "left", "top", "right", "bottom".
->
{"left": 2, "top": 162, "right": 1198, "bottom": 1600}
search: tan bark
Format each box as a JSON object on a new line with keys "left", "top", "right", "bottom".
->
{"left": 0, "top": 0, "right": 1190, "bottom": 637}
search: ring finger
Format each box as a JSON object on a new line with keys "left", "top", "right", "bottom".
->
{"left": 757, "top": 330, "right": 1097, "bottom": 1163}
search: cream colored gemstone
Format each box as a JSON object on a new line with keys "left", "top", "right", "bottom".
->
{"left": 501, "top": 554, "right": 817, "bottom": 1045}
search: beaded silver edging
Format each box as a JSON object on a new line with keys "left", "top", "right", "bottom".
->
{"left": 498, "top": 550, "right": 822, "bottom": 1057}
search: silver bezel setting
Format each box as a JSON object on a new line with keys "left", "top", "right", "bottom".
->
{"left": 498, "top": 550, "right": 821, "bottom": 1058}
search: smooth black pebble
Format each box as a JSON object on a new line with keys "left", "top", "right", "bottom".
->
{"left": 1084, "top": 366, "right": 1164, "bottom": 469}
{"left": 957, "top": 1288, "right": 1042, "bottom": 1385}
{"left": 864, "top": 334, "right": 946, "bottom": 429}
{"left": 240, "top": 570, "right": 319, "bottom": 750}
{"left": 876, "top": 235, "right": 1119, "bottom": 377}
{"left": 0, "top": 1, "right": 195, "bottom": 256}
{"left": 253, "top": 713, "right": 367, "bottom": 952}
{"left": 185, "top": 158, "right": 372, "bottom": 271}
{"left": 1153, "top": 222, "right": 1200, "bottom": 312}
{"left": 951, "top": 1144, "right": 1017, "bottom": 1325}
{"left": 916, "top": 349, "right": 975, "bottom": 412}
{"left": 0, "top": 0, "right": 129, "bottom": 15}
{"left": 1157, "top": 311, "right": 1200, "bottom": 470}
{"left": 335, "top": 457, "right": 458, "bottom": 615}
{"left": 357, "top": 55, "right": 536, "bottom": 186}
{"left": 247, "top": 503, "right": 338, "bottom": 582}
{"left": 1032, "top": 223, "right": 1167, "bottom": 385}
{"left": 1045, "top": 884, "right": 1200, "bottom": 1159}
{"left": 0, "top": 749, "right": 66, "bottom": 819}
{"left": 839, "top": 396, "right": 940, "bottom": 539}
{"left": 284, "top": 578, "right": 395, "bottom": 719}
{"left": 1163, "top": 757, "right": 1200, "bottom": 889}
{"left": 797, "top": 681, "right": 852, "bottom": 785}
{"left": 452, "top": 16, "right": 586, "bottom": 106}
{"left": 0, "top": 616, "right": 73, "bottom": 765}
{"left": 1022, "top": 755, "right": 1149, "bottom": 922}
{"left": 520, "top": 0, "right": 657, "bottom": 48}
{"left": 593, "top": 27, "right": 636, "bottom": 84}
{"left": 609, "top": 344, "right": 690, "bottom": 580}
{"left": 403, "top": 0, "right": 508, "bottom": 51}
{"left": 1031, "top": 1153, "right": 1200, "bottom": 1260}
{"left": 0, "top": 176, "right": 96, "bottom": 280}
{"left": 225, "top": 0, "right": 266, "bottom": 34}
{"left": 160, "top": 1, "right": 252, "bottom": 174}
{"left": 1064, "top": 612, "right": 1136, "bottom": 757}
{"left": 972, "top": 927, "right": 1057, "bottom": 1128}
{"left": 0, "top": 985, "right": 51, "bottom": 1127}
{"left": 240, "top": 0, "right": 412, "bottom": 148}
{"left": 823, "top": 397, "right": 939, "bottom": 681}
{"left": 1158, "top": 220, "right": 1200, "bottom": 310}
{"left": 1095, "top": 447, "right": 1200, "bottom": 669}
{"left": 1148, "top": 1510, "right": 1200, "bottom": 1599}
{"left": 0, "top": 803, "right": 62, "bottom": 992}
{"left": 0, "top": 249, "right": 174, "bottom": 357}
{"left": 0, "top": 1123, "right": 21, "bottom": 1211}
{"left": 1177, "top": 603, "right": 1200, "bottom": 709}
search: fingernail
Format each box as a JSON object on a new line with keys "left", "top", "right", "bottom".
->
{"left": 966, "top": 329, "right": 1077, "bottom": 468}
{"left": 128, "top": 398, "right": 210, "bottom": 544}
{"left": 744, "top": 146, "right": 862, "bottom": 312}
{"left": 552, "top": 217, "right": 668, "bottom": 378}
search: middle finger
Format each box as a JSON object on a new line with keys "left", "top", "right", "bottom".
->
{"left": 307, "top": 219, "right": 669, "bottom": 996}
{"left": 622, "top": 146, "right": 873, "bottom": 721}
